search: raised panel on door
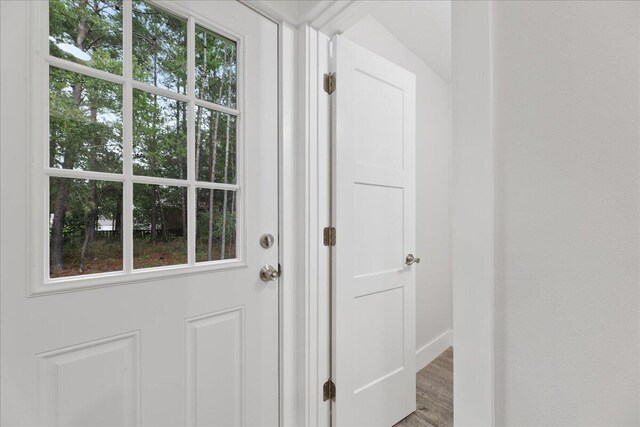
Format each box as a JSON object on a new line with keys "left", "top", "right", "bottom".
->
{"left": 186, "top": 307, "right": 244, "bottom": 427}
{"left": 36, "top": 332, "right": 140, "bottom": 426}
{"left": 332, "top": 35, "right": 417, "bottom": 427}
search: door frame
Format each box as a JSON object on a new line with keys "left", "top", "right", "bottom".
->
{"left": 289, "top": 2, "right": 497, "bottom": 426}
{"left": 296, "top": 25, "right": 333, "bottom": 427}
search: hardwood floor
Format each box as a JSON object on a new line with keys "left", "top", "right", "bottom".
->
{"left": 394, "top": 347, "right": 453, "bottom": 427}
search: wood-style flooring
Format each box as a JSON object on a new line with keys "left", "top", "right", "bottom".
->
{"left": 394, "top": 347, "right": 453, "bottom": 427}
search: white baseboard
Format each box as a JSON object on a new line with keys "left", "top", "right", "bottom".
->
{"left": 415, "top": 329, "right": 453, "bottom": 372}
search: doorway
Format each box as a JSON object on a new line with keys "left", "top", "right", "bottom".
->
{"left": 294, "top": 6, "right": 454, "bottom": 425}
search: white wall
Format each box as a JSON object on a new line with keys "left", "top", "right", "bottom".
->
{"left": 343, "top": 16, "right": 453, "bottom": 369}
{"left": 492, "top": 1, "right": 640, "bottom": 425}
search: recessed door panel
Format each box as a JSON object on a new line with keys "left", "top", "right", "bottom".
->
{"left": 354, "top": 184, "right": 404, "bottom": 276}
{"left": 353, "top": 70, "right": 405, "bottom": 171}
{"left": 353, "top": 287, "right": 405, "bottom": 392}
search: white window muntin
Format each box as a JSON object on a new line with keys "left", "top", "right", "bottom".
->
{"left": 30, "top": 0, "right": 246, "bottom": 295}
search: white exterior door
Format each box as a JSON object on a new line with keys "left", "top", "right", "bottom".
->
{"left": 331, "top": 35, "right": 417, "bottom": 427}
{"left": 1, "top": 1, "right": 278, "bottom": 426}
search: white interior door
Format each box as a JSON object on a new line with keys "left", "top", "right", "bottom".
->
{"left": 1, "top": 1, "right": 278, "bottom": 426}
{"left": 331, "top": 35, "right": 417, "bottom": 427}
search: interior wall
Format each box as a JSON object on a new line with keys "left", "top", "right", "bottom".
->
{"left": 342, "top": 16, "right": 453, "bottom": 369}
{"left": 493, "top": 1, "right": 640, "bottom": 424}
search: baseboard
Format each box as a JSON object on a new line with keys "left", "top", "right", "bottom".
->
{"left": 415, "top": 329, "right": 453, "bottom": 372}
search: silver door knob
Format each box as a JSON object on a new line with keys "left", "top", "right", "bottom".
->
{"left": 405, "top": 254, "right": 421, "bottom": 265}
{"left": 259, "top": 265, "right": 279, "bottom": 282}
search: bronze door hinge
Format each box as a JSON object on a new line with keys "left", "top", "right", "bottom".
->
{"left": 323, "top": 226, "right": 336, "bottom": 246}
{"left": 323, "top": 379, "right": 336, "bottom": 401}
{"left": 324, "top": 72, "right": 336, "bottom": 94}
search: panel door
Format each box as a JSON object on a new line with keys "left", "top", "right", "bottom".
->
{"left": 332, "top": 35, "right": 417, "bottom": 427}
{"left": 0, "top": 1, "right": 278, "bottom": 426}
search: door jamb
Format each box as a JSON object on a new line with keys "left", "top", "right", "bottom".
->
{"left": 294, "top": 24, "right": 333, "bottom": 427}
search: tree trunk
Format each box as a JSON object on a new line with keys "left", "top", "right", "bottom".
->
{"left": 181, "top": 187, "right": 187, "bottom": 240}
{"left": 220, "top": 82, "right": 232, "bottom": 259}
{"left": 182, "top": 101, "right": 188, "bottom": 240}
{"left": 207, "top": 52, "right": 229, "bottom": 260}
{"left": 50, "top": 1, "right": 89, "bottom": 272}
{"left": 50, "top": 178, "right": 70, "bottom": 271}
{"left": 206, "top": 100, "right": 224, "bottom": 260}
{"left": 206, "top": 109, "right": 218, "bottom": 260}
{"left": 79, "top": 182, "right": 98, "bottom": 272}
{"left": 87, "top": 181, "right": 97, "bottom": 244}
{"left": 115, "top": 188, "right": 122, "bottom": 242}
{"left": 230, "top": 190, "right": 236, "bottom": 257}
{"left": 159, "top": 197, "right": 168, "bottom": 242}
{"left": 150, "top": 46, "right": 159, "bottom": 245}
{"left": 176, "top": 85, "right": 187, "bottom": 241}
{"left": 195, "top": 33, "right": 208, "bottom": 176}
{"left": 151, "top": 185, "right": 158, "bottom": 244}
{"left": 86, "top": 107, "right": 99, "bottom": 248}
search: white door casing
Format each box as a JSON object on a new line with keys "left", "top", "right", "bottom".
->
{"left": 331, "top": 35, "right": 417, "bottom": 426}
{"left": 1, "top": 1, "right": 278, "bottom": 426}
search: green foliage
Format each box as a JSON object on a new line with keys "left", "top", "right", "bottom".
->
{"left": 132, "top": 89, "right": 187, "bottom": 179}
{"left": 195, "top": 26, "right": 237, "bottom": 107}
{"left": 195, "top": 189, "right": 236, "bottom": 261}
{"left": 49, "top": 178, "right": 122, "bottom": 261}
{"left": 50, "top": 68, "right": 123, "bottom": 172}
{"left": 49, "top": 0, "right": 239, "bottom": 276}
{"left": 132, "top": 184, "right": 184, "bottom": 232}
{"left": 49, "top": 0, "right": 123, "bottom": 74}
{"left": 132, "top": 0, "right": 186, "bottom": 92}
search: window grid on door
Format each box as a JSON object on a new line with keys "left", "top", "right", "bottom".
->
{"left": 40, "top": 0, "right": 243, "bottom": 287}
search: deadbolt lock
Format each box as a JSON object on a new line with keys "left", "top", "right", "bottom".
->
{"left": 260, "top": 233, "right": 275, "bottom": 249}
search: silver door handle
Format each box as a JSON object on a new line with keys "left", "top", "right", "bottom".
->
{"left": 259, "top": 265, "right": 279, "bottom": 282}
{"left": 405, "top": 254, "right": 421, "bottom": 265}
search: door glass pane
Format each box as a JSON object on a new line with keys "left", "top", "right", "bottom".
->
{"left": 132, "top": 0, "right": 187, "bottom": 94}
{"left": 196, "top": 107, "right": 237, "bottom": 183}
{"left": 133, "top": 184, "right": 187, "bottom": 269}
{"left": 50, "top": 67, "right": 123, "bottom": 173}
{"left": 45, "top": 2, "right": 246, "bottom": 282}
{"left": 133, "top": 89, "right": 187, "bottom": 179}
{"left": 49, "top": 178, "right": 123, "bottom": 278}
{"left": 196, "top": 188, "right": 237, "bottom": 262}
{"left": 195, "top": 25, "right": 237, "bottom": 108}
{"left": 49, "top": 0, "right": 123, "bottom": 75}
